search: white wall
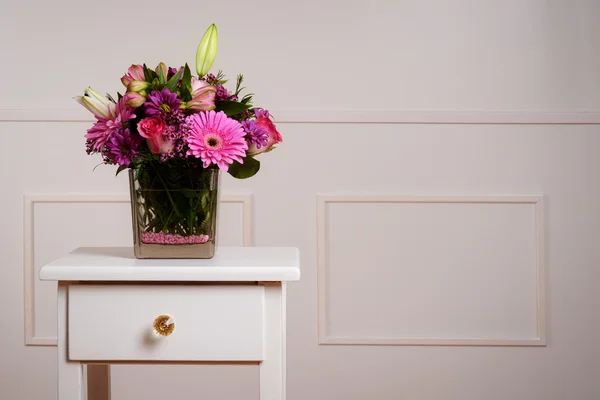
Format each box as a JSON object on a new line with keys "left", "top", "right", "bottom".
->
{"left": 1, "top": 1, "right": 599, "bottom": 399}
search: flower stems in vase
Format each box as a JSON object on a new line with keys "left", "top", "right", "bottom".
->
{"left": 129, "top": 164, "right": 220, "bottom": 257}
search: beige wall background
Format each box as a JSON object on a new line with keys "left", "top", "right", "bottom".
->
{"left": 1, "top": 0, "right": 599, "bottom": 399}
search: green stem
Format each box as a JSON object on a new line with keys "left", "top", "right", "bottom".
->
{"left": 189, "top": 198, "right": 194, "bottom": 235}
{"left": 161, "top": 208, "right": 175, "bottom": 232}
{"left": 155, "top": 170, "right": 182, "bottom": 217}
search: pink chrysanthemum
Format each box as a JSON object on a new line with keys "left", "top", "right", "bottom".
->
{"left": 85, "top": 98, "right": 136, "bottom": 152}
{"left": 186, "top": 111, "right": 248, "bottom": 171}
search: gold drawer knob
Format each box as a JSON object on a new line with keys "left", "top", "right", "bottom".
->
{"left": 153, "top": 315, "right": 175, "bottom": 337}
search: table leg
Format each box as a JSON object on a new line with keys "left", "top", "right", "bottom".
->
{"left": 86, "top": 365, "right": 111, "bottom": 400}
{"left": 259, "top": 283, "right": 286, "bottom": 400}
{"left": 58, "top": 284, "right": 84, "bottom": 400}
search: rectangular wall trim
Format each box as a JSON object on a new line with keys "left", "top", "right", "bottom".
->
{"left": 23, "top": 192, "right": 253, "bottom": 346}
{"left": 2, "top": 109, "right": 600, "bottom": 124}
{"left": 317, "top": 194, "right": 545, "bottom": 347}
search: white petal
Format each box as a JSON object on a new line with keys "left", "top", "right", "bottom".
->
{"left": 82, "top": 96, "right": 111, "bottom": 119}
{"left": 85, "top": 87, "right": 112, "bottom": 108}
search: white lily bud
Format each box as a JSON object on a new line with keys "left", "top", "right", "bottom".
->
{"left": 73, "top": 87, "right": 115, "bottom": 119}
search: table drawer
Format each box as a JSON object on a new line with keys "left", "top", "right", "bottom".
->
{"left": 68, "top": 284, "right": 264, "bottom": 361}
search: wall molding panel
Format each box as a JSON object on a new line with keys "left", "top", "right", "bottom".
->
{"left": 2, "top": 109, "right": 600, "bottom": 124}
{"left": 23, "top": 192, "right": 254, "bottom": 346}
{"left": 317, "top": 194, "right": 546, "bottom": 347}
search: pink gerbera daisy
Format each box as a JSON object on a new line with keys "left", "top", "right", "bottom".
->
{"left": 186, "top": 111, "right": 248, "bottom": 171}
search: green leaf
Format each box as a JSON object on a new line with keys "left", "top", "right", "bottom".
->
{"left": 210, "top": 70, "right": 228, "bottom": 85}
{"left": 234, "top": 74, "right": 245, "bottom": 97}
{"left": 165, "top": 67, "right": 184, "bottom": 92}
{"left": 240, "top": 93, "right": 254, "bottom": 105}
{"left": 228, "top": 156, "right": 260, "bottom": 179}
{"left": 150, "top": 78, "right": 162, "bottom": 91}
{"left": 181, "top": 189, "right": 197, "bottom": 198}
{"left": 143, "top": 64, "right": 156, "bottom": 82}
{"left": 180, "top": 64, "right": 193, "bottom": 102}
{"left": 135, "top": 167, "right": 143, "bottom": 181}
{"left": 200, "top": 211, "right": 211, "bottom": 229}
{"left": 200, "top": 190, "right": 210, "bottom": 209}
{"left": 115, "top": 164, "right": 128, "bottom": 176}
{"left": 215, "top": 100, "right": 252, "bottom": 117}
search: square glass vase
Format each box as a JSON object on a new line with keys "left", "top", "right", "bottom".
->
{"left": 128, "top": 167, "right": 220, "bottom": 259}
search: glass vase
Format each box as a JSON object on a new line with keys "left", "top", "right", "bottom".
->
{"left": 128, "top": 166, "right": 220, "bottom": 259}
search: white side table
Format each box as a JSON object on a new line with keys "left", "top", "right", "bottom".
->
{"left": 39, "top": 246, "right": 300, "bottom": 400}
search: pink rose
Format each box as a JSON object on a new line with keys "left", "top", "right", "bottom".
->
{"left": 137, "top": 117, "right": 173, "bottom": 154}
{"left": 247, "top": 109, "right": 282, "bottom": 155}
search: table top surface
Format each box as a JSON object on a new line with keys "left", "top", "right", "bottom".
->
{"left": 39, "top": 247, "right": 300, "bottom": 282}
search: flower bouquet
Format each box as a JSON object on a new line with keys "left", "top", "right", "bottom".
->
{"left": 74, "top": 24, "right": 282, "bottom": 259}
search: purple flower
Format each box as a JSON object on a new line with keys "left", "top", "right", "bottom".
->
{"left": 241, "top": 120, "right": 269, "bottom": 149}
{"left": 85, "top": 97, "right": 136, "bottom": 152}
{"left": 144, "top": 88, "right": 182, "bottom": 119}
{"left": 215, "top": 85, "right": 238, "bottom": 102}
{"left": 204, "top": 73, "right": 218, "bottom": 83}
{"left": 167, "top": 66, "right": 184, "bottom": 84}
{"left": 254, "top": 108, "right": 270, "bottom": 119}
{"left": 105, "top": 128, "right": 142, "bottom": 166}
{"left": 159, "top": 116, "right": 194, "bottom": 161}
{"left": 167, "top": 67, "right": 180, "bottom": 78}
